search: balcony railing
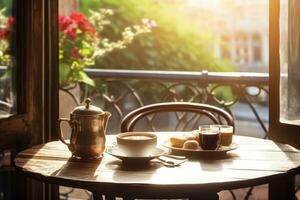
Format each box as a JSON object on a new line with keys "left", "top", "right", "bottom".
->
{"left": 60, "top": 68, "right": 269, "bottom": 139}
{"left": 0, "top": 66, "right": 268, "bottom": 137}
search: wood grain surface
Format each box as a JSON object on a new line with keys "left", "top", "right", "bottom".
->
{"left": 14, "top": 133, "right": 300, "bottom": 197}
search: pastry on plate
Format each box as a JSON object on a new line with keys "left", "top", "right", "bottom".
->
{"left": 169, "top": 131, "right": 200, "bottom": 148}
{"left": 170, "top": 136, "right": 187, "bottom": 148}
{"left": 183, "top": 140, "right": 200, "bottom": 150}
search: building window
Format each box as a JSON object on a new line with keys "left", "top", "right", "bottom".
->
{"left": 252, "top": 33, "right": 262, "bottom": 62}
{"left": 235, "top": 32, "right": 248, "bottom": 64}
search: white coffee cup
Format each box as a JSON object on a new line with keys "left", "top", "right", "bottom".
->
{"left": 116, "top": 132, "right": 157, "bottom": 157}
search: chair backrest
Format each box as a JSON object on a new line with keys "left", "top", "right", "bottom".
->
{"left": 121, "top": 102, "right": 234, "bottom": 132}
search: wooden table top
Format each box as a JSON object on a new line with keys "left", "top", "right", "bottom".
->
{"left": 14, "top": 133, "right": 300, "bottom": 194}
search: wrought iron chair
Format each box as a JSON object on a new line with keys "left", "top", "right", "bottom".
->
{"left": 121, "top": 102, "right": 234, "bottom": 133}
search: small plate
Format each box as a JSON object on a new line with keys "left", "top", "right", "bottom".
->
{"left": 106, "top": 146, "right": 165, "bottom": 163}
{"left": 161, "top": 140, "right": 238, "bottom": 156}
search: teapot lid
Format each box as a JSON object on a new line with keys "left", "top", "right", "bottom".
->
{"left": 71, "top": 98, "right": 104, "bottom": 115}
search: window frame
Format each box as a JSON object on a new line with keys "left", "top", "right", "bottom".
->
{"left": 269, "top": 0, "right": 300, "bottom": 148}
{"left": 0, "top": 0, "right": 59, "bottom": 148}
{"left": 0, "top": 0, "right": 59, "bottom": 199}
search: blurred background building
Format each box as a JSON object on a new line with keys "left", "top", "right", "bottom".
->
{"left": 186, "top": 0, "right": 269, "bottom": 72}
{"left": 59, "top": 0, "right": 269, "bottom": 72}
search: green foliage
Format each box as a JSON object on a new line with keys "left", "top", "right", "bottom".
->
{"left": 59, "top": 9, "right": 152, "bottom": 87}
{"left": 212, "top": 86, "right": 236, "bottom": 104}
{"left": 0, "top": 0, "right": 12, "bottom": 15}
{"left": 79, "top": 0, "right": 234, "bottom": 72}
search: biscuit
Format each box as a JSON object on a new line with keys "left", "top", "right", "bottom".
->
{"left": 183, "top": 140, "right": 199, "bottom": 150}
{"left": 170, "top": 136, "right": 187, "bottom": 148}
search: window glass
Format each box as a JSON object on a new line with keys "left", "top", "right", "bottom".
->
{"left": 280, "top": 0, "right": 300, "bottom": 124}
{"left": 0, "top": 0, "right": 16, "bottom": 119}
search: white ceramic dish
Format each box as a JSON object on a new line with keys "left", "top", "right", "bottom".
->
{"left": 106, "top": 146, "right": 165, "bottom": 163}
{"left": 161, "top": 139, "right": 238, "bottom": 156}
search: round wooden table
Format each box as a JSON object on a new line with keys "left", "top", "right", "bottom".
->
{"left": 15, "top": 133, "right": 300, "bottom": 200}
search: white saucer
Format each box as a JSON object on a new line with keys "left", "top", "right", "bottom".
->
{"left": 106, "top": 146, "right": 165, "bottom": 163}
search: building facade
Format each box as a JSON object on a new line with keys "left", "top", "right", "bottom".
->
{"left": 187, "top": 0, "right": 269, "bottom": 72}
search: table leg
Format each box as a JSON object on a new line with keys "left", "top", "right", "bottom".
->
{"left": 12, "top": 170, "right": 28, "bottom": 200}
{"left": 269, "top": 175, "right": 295, "bottom": 200}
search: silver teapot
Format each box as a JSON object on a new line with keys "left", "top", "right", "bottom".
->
{"left": 58, "top": 98, "right": 111, "bottom": 159}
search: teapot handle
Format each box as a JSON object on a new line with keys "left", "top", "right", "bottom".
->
{"left": 58, "top": 118, "right": 71, "bottom": 147}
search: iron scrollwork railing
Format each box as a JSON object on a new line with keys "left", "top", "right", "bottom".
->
{"left": 73, "top": 69, "right": 269, "bottom": 138}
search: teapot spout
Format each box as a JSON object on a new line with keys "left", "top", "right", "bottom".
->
{"left": 103, "top": 112, "right": 111, "bottom": 133}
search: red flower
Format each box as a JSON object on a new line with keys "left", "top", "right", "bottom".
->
{"left": 64, "top": 27, "right": 77, "bottom": 40}
{"left": 6, "top": 17, "right": 16, "bottom": 27}
{"left": 59, "top": 16, "right": 72, "bottom": 31}
{"left": 70, "top": 12, "right": 85, "bottom": 23}
{"left": 0, "top": 29, "right": 8, "bottom": 39}
{"left": 70, "top": 12, "right": 95, "bottom": 35}
{"left": 0, "top": 17, "right": 16, "bottom": 40}
{"left": 79, "top": 21, "right": 96, "bottom": 35}
{"left": 71, "top": 47, "right": 80, "bottom": 59}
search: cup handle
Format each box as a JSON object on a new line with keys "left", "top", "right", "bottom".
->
{"left": 58, "top": 118, "right": 71, "bottom": 147}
